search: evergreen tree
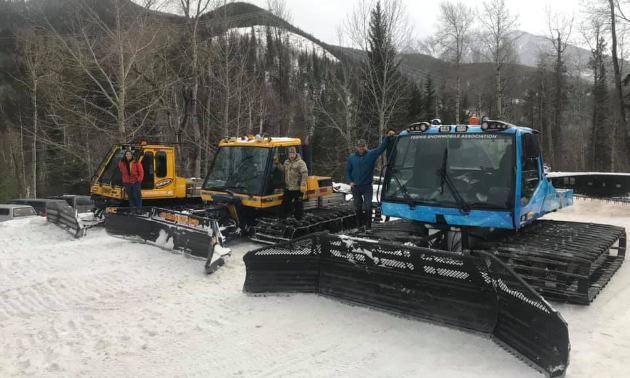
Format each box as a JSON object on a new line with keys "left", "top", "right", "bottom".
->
{"left": 589, "top": 36, "right": 610, "bottom": 171}
{"left": 265, "top": 25, "right": 275, "bottom": 72}
{"left": 361, "top": 0, "right": 406, "bottom": 139}
{"left": 247, "top": 26, "right": 258, "bottom": 73}
{"left": 407, "top": 82, "right": 424, "bottom": 123}
{"left": 423, "top": 75, "right": 436, "bottom": 121}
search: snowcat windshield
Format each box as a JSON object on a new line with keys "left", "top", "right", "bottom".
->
{"left": 383, "top": 133, "right": 515, "bottom": 210}
{"left": 203, "top": 146, "right": 271, "bottom": 196}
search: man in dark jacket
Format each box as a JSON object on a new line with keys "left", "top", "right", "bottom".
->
{"left": 346, "top": 131, "right": 395, "bottom": 229}
{"left": 118, "top": 150, "right": 144, "bottom": 208}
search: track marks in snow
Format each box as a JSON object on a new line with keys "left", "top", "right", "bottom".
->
{"left": 3, "top": 202, "right": 630, "bottom": 378}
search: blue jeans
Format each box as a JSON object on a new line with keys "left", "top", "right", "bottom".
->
{"left": 351, "top": 184, "right": 373, "bottom": 211}
{"left": 124, "top": 183, "right": 142, "bottom": 208}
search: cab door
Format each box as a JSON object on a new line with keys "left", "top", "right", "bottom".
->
{"left": 140, "top": 151, "right": 155, "bottom": 189}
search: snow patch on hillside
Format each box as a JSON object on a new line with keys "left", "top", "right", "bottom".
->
{"left": 230, "top": 26, "right": 338, "bottom": 62}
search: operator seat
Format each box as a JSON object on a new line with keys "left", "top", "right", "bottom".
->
{"left": 407, "top": 154, "right": 442, "bottom": 192}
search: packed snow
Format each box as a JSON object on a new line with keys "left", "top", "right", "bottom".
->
{"left": 1, "top": 198, "right": 629, "bottom": 378}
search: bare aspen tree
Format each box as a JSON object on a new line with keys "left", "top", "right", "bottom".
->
{"left": 142, "top": 0, "right": 171, "bottom": 12}
{"left": 13, "top": 27, "right": 54, "bottom": 197}
{"left": 435, "top": 1, "right": 473, "bottom": 124}
{"left": 313, "top": 28, "right": 363, "bottom": 155}
{"left": 609, "top": 0, "right": 629, "bottom": 168}
{"left": 46, "top": 0, "right": 166, "bottom": 141}
{"left": 345, "top": 0, "right": 412, "bottom": 140}
{"left": 266, "top": 0, "right": 292, "bottom": 23}
{"left": 581, "top": 14, "right": 611, "bottom": 170}
{"left": 545, "top": 7, "right": 573, "bottom": 169}
{"left": 479, "top": 0, "right": 519, "bottom": 120}
{"left": 173, "top": 0, "right": 214, "bottom": 177}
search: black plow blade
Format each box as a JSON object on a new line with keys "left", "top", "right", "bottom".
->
{"left": 243, "top": 233, "right": 570, "bottom": 378}
{"left": 549, "top": 172, "right": 630, "bottom": 200}
{"left": 104, "top": 207, "right": 226, "bottom": 271}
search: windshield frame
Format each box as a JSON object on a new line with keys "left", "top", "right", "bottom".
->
{"left": 382, "top": 132, "right": 516, "bottom": 211}
{"left": 202, "top": 146, "right": 273, "bottom": 196}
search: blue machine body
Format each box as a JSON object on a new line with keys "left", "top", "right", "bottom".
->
{"left": 380, "top": 123, "right": 573, "bottom": 230}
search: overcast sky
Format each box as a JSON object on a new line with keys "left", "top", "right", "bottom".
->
{"left": 244, "top": 0, "right": 582, "bottom": 45}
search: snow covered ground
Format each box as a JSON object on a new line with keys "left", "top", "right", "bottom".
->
{"left": 1, "top": 198, "right": 629, "bottom": 378}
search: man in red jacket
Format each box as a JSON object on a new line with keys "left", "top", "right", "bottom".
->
{"left": 118, "top": 150, "right": 144, "bottom": 208}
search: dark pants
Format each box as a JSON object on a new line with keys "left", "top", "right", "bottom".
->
{"left": 124, "top": 182, "right": 142, "bottom": 208}
{"left": 281, "top": 190, "right": 303, "bottom": 220}
{"left": 352, "top": 184, "right": 373, "bottom": 229}
{"left": 351, "top": 184, "right": 373, "bottom": 211}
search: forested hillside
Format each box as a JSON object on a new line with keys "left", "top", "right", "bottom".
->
{"left": 0, "top": 0, "right": 627, "bottom": 201}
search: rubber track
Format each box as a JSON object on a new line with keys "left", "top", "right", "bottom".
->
{"left": 250, "top": 204, "right": 357, "bottom": 244}
{"left": 353, "top": 220, "right": 626, "bottom": 305}
{"left": 477, "top": 220, "right": 626, "bottom": 304}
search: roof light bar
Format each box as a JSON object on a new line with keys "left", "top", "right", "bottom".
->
{"left": 406, "top": 122, "right": 431, "bottom": 132}
{"left": 481, "top": 120, "right": 512, "bottom": 131}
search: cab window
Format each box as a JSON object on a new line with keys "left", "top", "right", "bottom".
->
{"left": 156, "top": 151, "right": 167, "bottom": 178}
{"left": 141, "top": 151, "right": 155, "bottom": 188}
{"left": 520, "top": 134, "right": 541, "bottom": 205}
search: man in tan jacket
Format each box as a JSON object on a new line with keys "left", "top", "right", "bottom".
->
{"left": 278, "top": 146, "right": 308, "bottom": 220}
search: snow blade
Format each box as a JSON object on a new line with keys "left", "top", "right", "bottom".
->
{"left": 104, "top": 207, "right": 221, "bottom": 260}
{"left": 549, "top": 172, "right": 630, "bottom": 200}
{"left": 46, "top": 200, "right": 86, "bottom": 238}
{"left": 243, "top": 233, "right": 569, "bottom": 378}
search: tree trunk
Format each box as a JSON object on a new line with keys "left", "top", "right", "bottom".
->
{"left": 553, "top": 34, "right": 563, "bottom": 170}
{"left": 117, "top": 10, "right": 126, "bottom": 140}
{"left": 609, "top": 0, "right": 628, "bottom": 169}
{"left": 20, "top": 117, "right": 27, "bottom": 196}
{"left": 495, "top": 68, "right": 502, "bottom": 119}
{"left": 31, "top": 81, "right": 38, "bottom": 197}
{"left": 191, "top": 39, "right": 202, "bottom": 178}
{"left": 456, "top": 65, "right": 460, "bottom": 124}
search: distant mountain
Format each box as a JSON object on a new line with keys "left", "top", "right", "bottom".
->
{"left": 412, "top": 30, "right": 593, "bottom": 70}
{"left": 0, "top": 0, "right": 553, "bottom": 96}
{"left": 514, "top": 31, "right": 591, "bottom": 69}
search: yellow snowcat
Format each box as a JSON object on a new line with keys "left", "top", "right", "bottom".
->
{"left": 46, "top": 140, "right": 203, "bottom": 238}
{"left": 102, "top": 134, "right": 356, "bottom": 268}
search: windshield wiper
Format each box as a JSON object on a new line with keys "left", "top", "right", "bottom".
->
{"left": 222, "top": 185, "right": 249, "bottom": 195}
{"left": 436, "top": 148, "right": 471, "bottom": 215}
{"left": 391, "top": 170, "right": 415, "bottom": 210}
{"left": 205, "top": 186, "right": 236, "bottom": 196}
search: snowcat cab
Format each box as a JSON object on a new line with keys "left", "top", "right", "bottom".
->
{"left": 90, "top": 140, "right": 202, "bottom": 209}
{"left": 242, "top": 119, "right": 626, "bottom": 377}
{"left": 199, "top": 135, "right": 336, "bottom": 238}
{"left": 380, "top": 120, "right": 572, "bottom": 232}
{"left": 47, "top": 140, "right": 203, "bottom": 238}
